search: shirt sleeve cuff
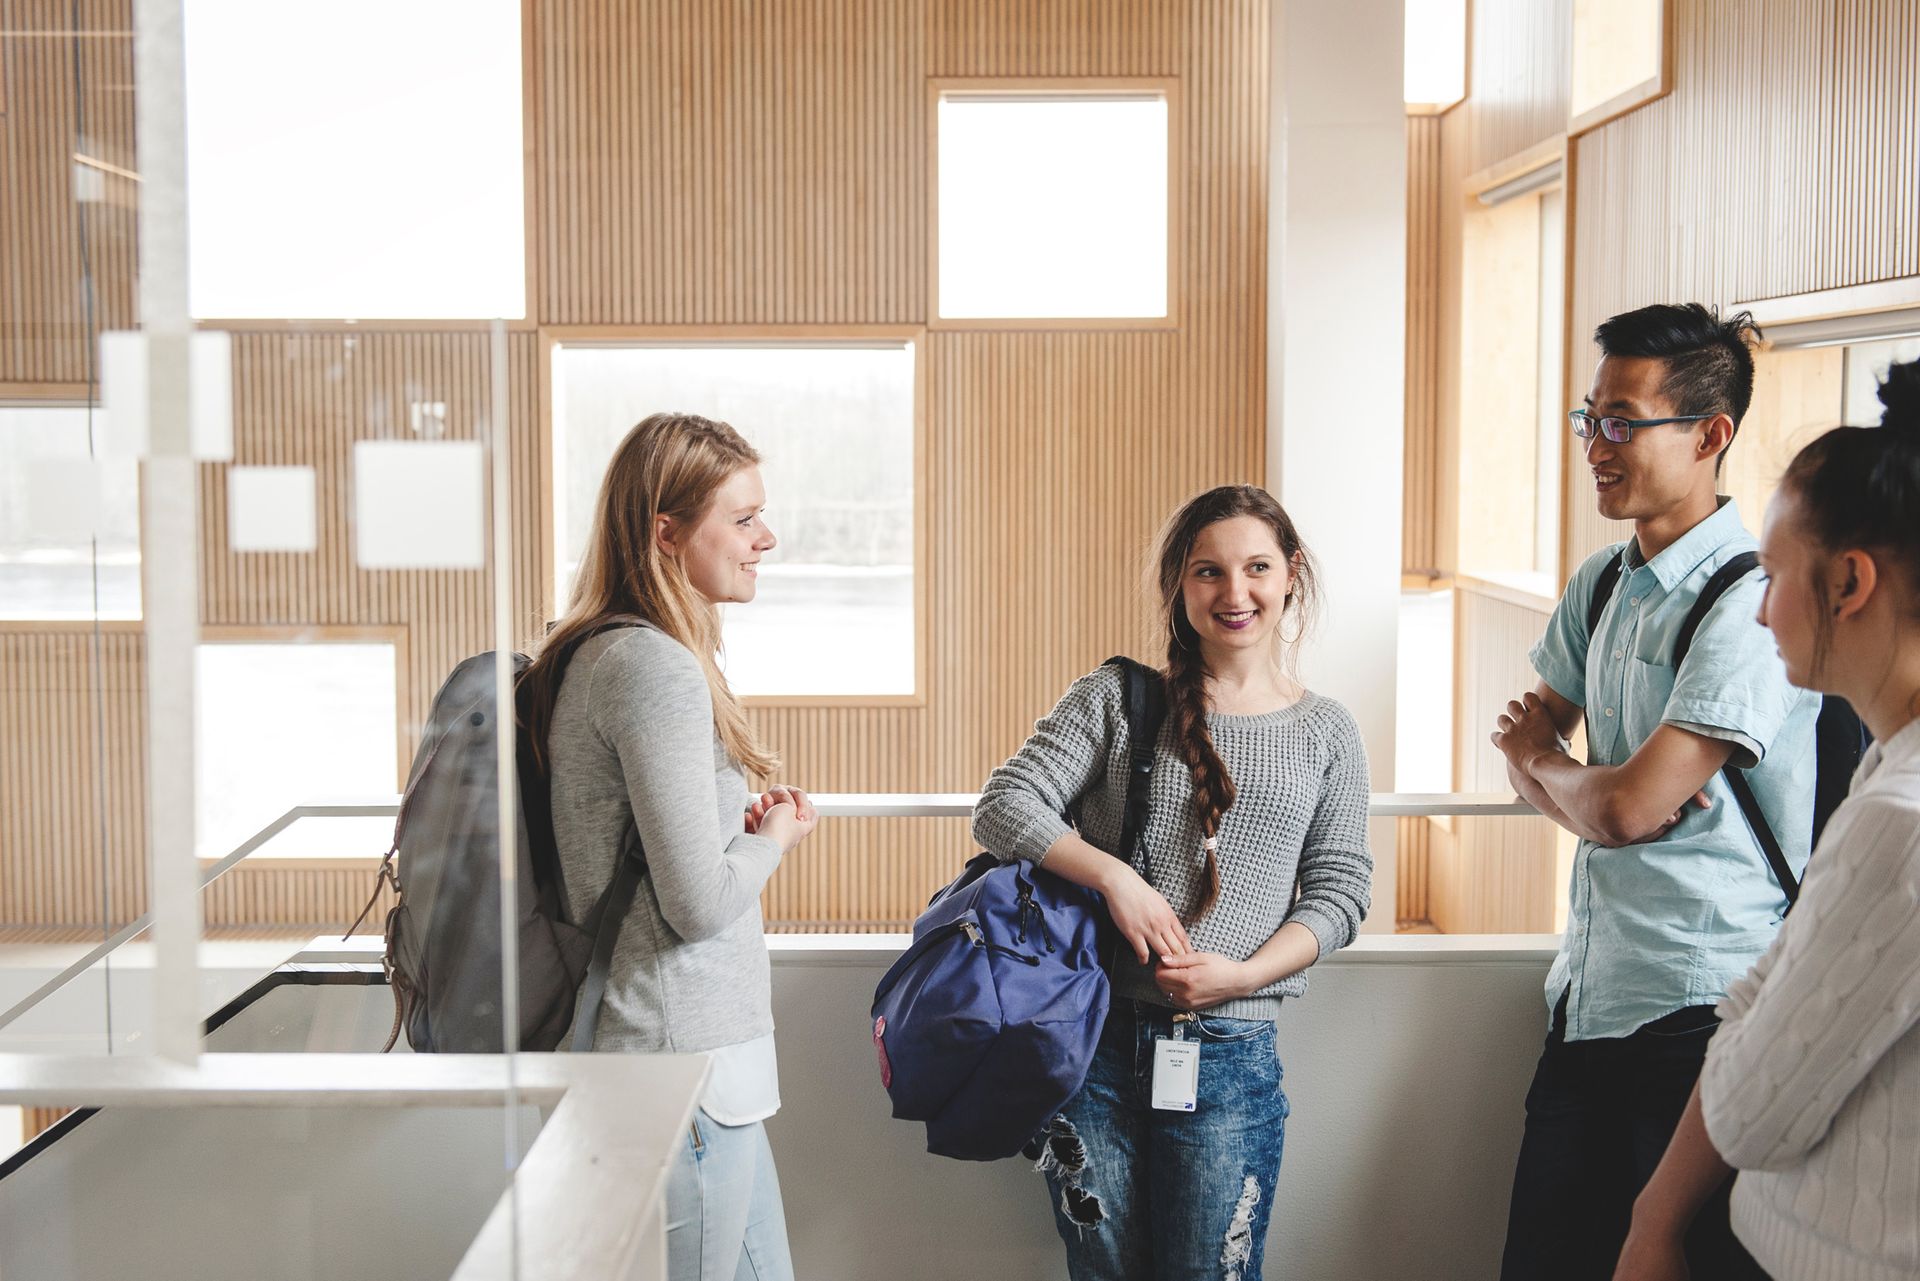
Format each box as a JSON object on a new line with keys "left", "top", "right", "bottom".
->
{"left": 1668, "top": 720, "right": 1763, "bottom": 770}
{"left": 1012, "top": 812, "right": 1073, "bottom": 864}
{"left": 1529, "top": 645, "right": 1584, "bottom": 709}
{"left": 1285, "top": 902, "right": 1351, "bottom": 960}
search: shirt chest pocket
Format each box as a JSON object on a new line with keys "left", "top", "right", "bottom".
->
{"left": 1625, "top": 657, "right": 1676, "bottom": 744}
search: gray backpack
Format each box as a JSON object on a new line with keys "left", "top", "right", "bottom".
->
{"left": 350, "top": 622, "right": 644, "bottom": 1052}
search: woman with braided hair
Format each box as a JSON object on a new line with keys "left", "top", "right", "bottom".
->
{"left": 972, "top": 483, "right": 1374, "bottom": 1280}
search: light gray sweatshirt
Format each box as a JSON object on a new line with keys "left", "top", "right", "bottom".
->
{"left": 548, "top": 623, "right": 782, "bottom": 1053}
{"left": 972, "top": 663, "right": 1374, "bottom": 1021}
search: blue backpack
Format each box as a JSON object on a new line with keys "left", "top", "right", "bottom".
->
{"left": 870, "top": 657, "right": 1166, "bottom": 1160}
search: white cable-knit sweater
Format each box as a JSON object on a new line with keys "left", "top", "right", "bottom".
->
{"left": 1702, "top": 716, "right": 1920, "bottom": 1281}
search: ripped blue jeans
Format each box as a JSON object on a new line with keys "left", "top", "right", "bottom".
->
{"left": 1031, "top": 999, "right": 1289, "bottom": 1281}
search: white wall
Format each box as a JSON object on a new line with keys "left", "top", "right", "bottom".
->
{"left": 766, "top": 936, "right": 1554, "bottom": 1281}
{"left": 1268, "top": 0, "right": 1408, "bottom": 926}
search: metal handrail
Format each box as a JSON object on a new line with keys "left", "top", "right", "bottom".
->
{"left": 0, "top": 792, "right": 1537, "bottom": 1033}
{"left": 0, "top": 801, "right": 397, "bottom": 1033}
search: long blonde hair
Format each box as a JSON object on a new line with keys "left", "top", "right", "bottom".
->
{"left": 522, "top": 412, "right": 778, "bottom": 778}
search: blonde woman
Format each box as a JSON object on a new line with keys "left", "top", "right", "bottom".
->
{"left": 520, "top": 412, "right": 816, "bottom": 1281}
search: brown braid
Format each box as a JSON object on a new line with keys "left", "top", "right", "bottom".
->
{"left": 1165, "top": 621, "right": 1233, "bottom": 921}
{"left": 1149, "top": 485, "right": 1320, "bottom": 925}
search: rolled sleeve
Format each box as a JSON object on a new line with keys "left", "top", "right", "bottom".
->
{"left": 1662, "top": 577, "right": 1800, "bottom": 767}
{"left": 1530, "top": 544, "right": 1622, "bottom": 709}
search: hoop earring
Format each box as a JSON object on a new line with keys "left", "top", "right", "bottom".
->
{"left": 1172, "top": 611, "right": 1197, "bottom": 652}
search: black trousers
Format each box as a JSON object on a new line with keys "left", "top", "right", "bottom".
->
{"left": 1498, "top": 997, "right": 1771, "bottom": 1281}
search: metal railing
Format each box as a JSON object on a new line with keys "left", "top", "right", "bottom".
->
{"left": 0, "top": 791, "right": 1537, "bottom": 1034}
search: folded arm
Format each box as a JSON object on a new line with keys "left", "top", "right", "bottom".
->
{"left": 1495, "top": 682, "right": 1727, "bottom": 847}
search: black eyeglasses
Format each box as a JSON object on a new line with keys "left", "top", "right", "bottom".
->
{"left": 1568, "top": 409, "right": 1713, "bottom": 444}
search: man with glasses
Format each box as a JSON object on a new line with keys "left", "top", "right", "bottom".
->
{"left": 1490, "top": 302, "right": 1818, "bottom": 1280}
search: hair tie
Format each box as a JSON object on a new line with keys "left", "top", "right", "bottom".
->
{"left": 1202, "top": 835, "right": 1219, "bottom": 855}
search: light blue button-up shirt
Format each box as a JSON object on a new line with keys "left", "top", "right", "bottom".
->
{"left": 1530, "top": 497, "right": 1819, "bottom": 1041}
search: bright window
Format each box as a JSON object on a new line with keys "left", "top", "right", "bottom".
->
{"left": 937, "top": 93, "right": 1169, "bottom": 320}
{"left": 0, "top": 406, "right": 141, "bottom": 619}
{"left": 195, "top": 641, "right": 399, "bottom": 859}
{"left": 1457, "top": 180, "right": 1566, "bottom": 587}
{"left": 183, "top": 0, "right": 525, "bottom": 319}
{"left": 1405, "top": 0, "right": 1467, "bottom": 110}
{"left": 553, "top": 344, "right": 917, "bottom": 697}
{"left": 1844, "top": 337, "right": 1920, "bottom": 425}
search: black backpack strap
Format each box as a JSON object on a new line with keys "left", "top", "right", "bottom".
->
{"left": 1672, "top": 553, "right": 1760, "bottom": 670}
{"left": 518, "top": 617, "right": 647, "bottom": 914}
{"left": 1668, "top": 553, "right": 1801, "bottom": 907}
{"left": 1587, "top": 551, "right": 1626, "bottom": 639}
{"left": 1101, "top": 656, "right": 1169, "bottom": 885}
{"left": 1722, "top": 768, "right": 1799, "bottom": 907}
{"left": 570, "top": 822, "right": 648, "bottom": 1052}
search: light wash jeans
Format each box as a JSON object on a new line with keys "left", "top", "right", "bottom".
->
{"left": 1035, "top": 999, "right": 1289, "bottom": 1281}
{"left": 664, "top": 1115, "right": 794, "bottom": 1281}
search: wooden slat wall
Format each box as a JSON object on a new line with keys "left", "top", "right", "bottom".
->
{"left": 534, "top": 0, "right": 929, "bottom": 326}
{"left": 1466, "top": 0, "right": 1572, "bottom": 174}
{"left": 4, "top": 0, "right": 1272, "bottom": 936}
{"left": 1565, "top": 0, "right": 1920, "bottom": 567}
{"left": 0, "top": 2, "right": 138, "bottom": 386}
{"left": 752, "top": 0, "right": 1269, "bottom": 930}
{"left": 1395, "top": 815, "right": 1431, "bottom": 928}
{"left": 1430, "top": 582, "right": 1561, "bottom": 934}
{"left": 0, "top": 627, "right": 146, "bottom": 928}
{"left": 1403, "top": 114, "right": 1443, "bottom": 576}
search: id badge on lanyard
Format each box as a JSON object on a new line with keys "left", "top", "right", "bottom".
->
{"left": 1152, "top": 1012, "right": 1200, "bottom": 1112}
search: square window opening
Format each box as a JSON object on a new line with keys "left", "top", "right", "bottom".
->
{"left": 936, "top": 90, "right": 1170, "bottom": 322}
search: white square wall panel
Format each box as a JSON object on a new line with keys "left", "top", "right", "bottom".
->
{"left": 21, "top": 459, "right": 106, "bottom": 542}
{"left": 352, "top": 440, "right": 485, "bottom": 569}
{"left": 227, "top": 466, "right": 318, "bottom": 552}
{"left": 97, "top": 329, "right": 234, "bottom": 460}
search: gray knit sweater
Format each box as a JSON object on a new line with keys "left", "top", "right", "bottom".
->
{"left": 548, "top": 624, "right": 782, "bottom": 1053}
{"left": 972, "top": 663, "right": 1374, "bottom": 1021}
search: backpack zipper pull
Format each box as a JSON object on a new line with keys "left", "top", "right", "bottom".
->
{"left": 959, "top": 919, "right": 1041, "bottom": 966}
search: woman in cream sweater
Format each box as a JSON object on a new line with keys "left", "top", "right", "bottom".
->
{"left": 1616, "top": 359, "right": 1920, "bottom": 1280}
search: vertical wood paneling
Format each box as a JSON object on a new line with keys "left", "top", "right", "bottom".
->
{"left": 1404, "top": 114, "right": 1443, "bottom": 576}
{"left": 0, "top": 628, "right": 146, "bottom": 929}
{"left": 1395, "top": 815, "right": 1432, "bottom": 927}
{"left": 0, "top": 3, "right": 140, "bottom": 386}
{"left": 1429, "top": 583, "right": 1561, "bottom": 933}
{"left": 535, "top": 0, "right": 929, "bottom": 326}
{"left": 1565, "top": 0, "right": 1920, "bottom": 568}
{"left": 1467, "top": 0, "right": 1573, "bottom": 174}
{"left": 23, "top": 1107, "right": 72, "bottom": 1143}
